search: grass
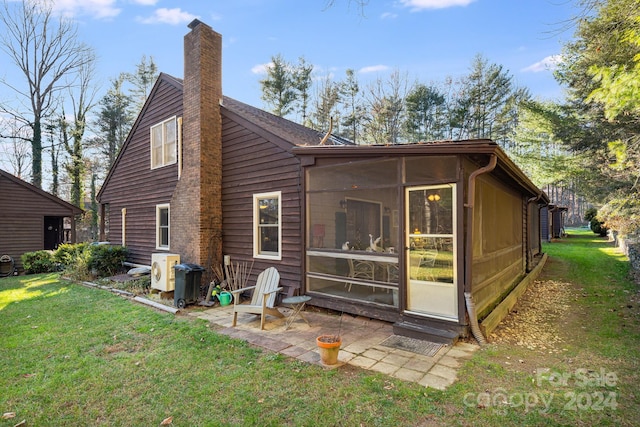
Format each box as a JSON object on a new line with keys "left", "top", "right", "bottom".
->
{"left": 438, "top": 228, "right": 640, "bottom": 426}
{"left": 1, "top": 228, "right": 639, "bottom": 426}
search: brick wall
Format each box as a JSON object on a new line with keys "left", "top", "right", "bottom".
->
{"left": 170, "top": 20, "right": 222, "bottom": 278}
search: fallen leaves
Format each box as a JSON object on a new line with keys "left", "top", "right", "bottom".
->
{"left": 2, "top": 413, "right": 26, "bottom": 427}
{"left": 160, "top": 416, "right": 173, "bottom": 425}
{"left": 490, "top": 280, "right": 573, "bottom": 353}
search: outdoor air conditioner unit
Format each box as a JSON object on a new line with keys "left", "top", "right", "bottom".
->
{"left": 151, "top": 253, "right": 180, "bottom": 291}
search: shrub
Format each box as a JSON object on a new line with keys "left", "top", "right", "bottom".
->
{"left": 87, "top": 244, "right": 129, "bottom": 277}
{"left": 598, "top": 196, "right": 640, "bottom": 238}
{"left": 584, "top": 208, "right": 598, "bottom": 222}
{"left": 21, "top": 250, "right": 59, "bottom": 274}
{"left": 585, "top": 207, "right": 608, "bottom": 237}
{"left": 53, "top": 243, "right": 89, "bottom": 267}
{"left": 64, "top": 246, "right": 93, "bottom": 281}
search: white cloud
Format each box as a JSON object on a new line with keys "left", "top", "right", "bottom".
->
{"left": 251, "top": 60, "right": 307, "bottom": 75}
{"left": 251, "top": 62, "right": 271, "bottom": 75}
{"left": 48, "top": 0, "right": 121, "bottom": 19}
{"left": 380, "top": 12, "right": 398, "bottom": 19}
{"left": 521, "top": 55, "right": 563, "bottom": 73}
{"left": 138, "top": 8, "right": 199, "bottom": 25}
{"left": 400, "top": 0, "right": 475, "bottom": 11}
{"left": 359, "top": 65, "right": 390, "bottom": 74}
{"left": 131, "top": 0, "right": 158, "bottom": 5}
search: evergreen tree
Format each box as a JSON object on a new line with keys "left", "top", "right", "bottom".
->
{"left": 339, "top": 69, "right": 364, "bottom": 144}
{"left": 125, "top": 55, "right": 158, "bottom": 113}
{"left": 94, "top": 74, "right": 134, "bottom": 168}
{"left": 403, "top": 83, "right": 445, "bottom": 141}
{"left": 311, "top": 76, "right": 340, "bottom": 132}
{"left": 293, "top": 57, "right": 314, "bottom": 126}
{"left": 553, "top": 0, "right": 640, "bottom": 234}
{"left": 456, "top": 55, "right": 522, "bottom": 142}
{"left": 260, "top": 54, "right": 297, "bottom": 117}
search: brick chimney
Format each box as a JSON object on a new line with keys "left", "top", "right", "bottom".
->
{"left": 170, "top": 20, "right": 222, "bottom": 275}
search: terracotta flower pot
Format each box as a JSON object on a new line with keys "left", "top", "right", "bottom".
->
{"left": 316, "top": 334, "right": 342, "bottom": 365}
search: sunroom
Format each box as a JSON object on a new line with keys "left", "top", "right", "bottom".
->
{"left": 294, "top": 140, "right": 547, "bottom": 342}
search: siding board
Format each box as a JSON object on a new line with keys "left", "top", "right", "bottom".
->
{"left": 0, "top": 170, "right": 82, "bottom": 272}
{"left": 221, "top": 109, "right": 303, "bottom": 296}
{"left": 97, "top": 77, "right": 183, "bottom": 265}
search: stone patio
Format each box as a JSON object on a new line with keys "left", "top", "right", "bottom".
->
{"left": 189, "top": 303, "right": 479, "bottom": 390}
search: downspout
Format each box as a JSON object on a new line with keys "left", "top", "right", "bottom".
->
{"left": 121, "top": 208, "right": 127, "bottom": 246}
{"left": 99, "top": 204, "right": 105, "bottom": 241}
{"left": 177, "top": 117, "right": 183, "bottom": 179}
{"left": 549, "top": 205, "right": 559, "bottom": 240}
{"left": 464, "top": 154, "right": 497, "bottom": 346}
{"left": 526, "top": 193, "right": 543, "bottom": 270}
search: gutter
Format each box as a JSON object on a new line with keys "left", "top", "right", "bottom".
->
{"left": 463, "top": 154, "right": 497, "bottom": 345}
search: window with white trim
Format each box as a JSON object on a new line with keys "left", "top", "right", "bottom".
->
{"left": 150, "top": 117, "right": 177, "bottom": 169}
{"left": 253, "top": 191, "right": 281, "bottom": 259}
{"left": 156, "top": 204, "right": 170, "bottom": 249}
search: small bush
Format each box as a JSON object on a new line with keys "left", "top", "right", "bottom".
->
{"left": 53, "top": 243, "right": 89, "bottom": 267}
{"left": 64, "top": 247, "right": 93, "bottom": 281}
{"left": 585, "top": 207, "right": 608, "bottom": 237}
{"left": 87, "top": 244, "right": 129, "bottom": 277}
{"left": 52, "top": 243, "right": 129, "bottom": 279}
{"left": 21, "top": 250, "right": 59, "bottom": 274}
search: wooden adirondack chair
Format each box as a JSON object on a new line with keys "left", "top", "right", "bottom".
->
{"left": 231, "top": 267, "right": 284, "bottom": 330}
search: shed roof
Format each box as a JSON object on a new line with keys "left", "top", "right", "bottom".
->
{"left": 292, "top": 140, "right": 550, "bottom": 203}
{"left": 0, "top": 169, "right": 83, "bottom": 214}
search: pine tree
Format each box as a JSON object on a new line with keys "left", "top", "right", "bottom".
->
{"left": 260, "top": 54, "right": 297, "bottom": 117}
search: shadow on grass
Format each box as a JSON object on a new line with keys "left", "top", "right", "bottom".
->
{"left": 0, "top": 273, "right": 71, "bottom": 310}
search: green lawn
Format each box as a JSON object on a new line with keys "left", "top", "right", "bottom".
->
{"left": 1, "top": 228, "right": 638, "bottom": 426}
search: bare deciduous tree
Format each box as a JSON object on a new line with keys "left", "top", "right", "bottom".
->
{"left": 0, "top": 0, "right": 93, "bottom": 188}
{"left": 60, "top": 54, "right": 98, "bottom": 209}
{"left": 0, "top": 116, "right": 31, "bottom": 178}
{"left": 362, "top": 70, "right": 410, "bottom": 144}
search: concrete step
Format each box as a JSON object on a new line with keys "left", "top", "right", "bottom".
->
{"left": 392, "top": 321, "right": 459, "bottom": 345}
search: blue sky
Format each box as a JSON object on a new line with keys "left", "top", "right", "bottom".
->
{"left": 12, "top": 0, "right": 579, "bottom": 109}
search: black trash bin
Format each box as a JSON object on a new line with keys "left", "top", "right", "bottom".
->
{"left": 173, "top": 263, "right": 205, "bottom": 308}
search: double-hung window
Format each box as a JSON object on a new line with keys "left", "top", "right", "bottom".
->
{"left": 156, "top": 204, "right": 170, "bottom": 249}
{"left": 150, "top": 117, "right": 177, "bottom": 169}
{"left": 253, "top": 191, "right": 281, "bottom": 259}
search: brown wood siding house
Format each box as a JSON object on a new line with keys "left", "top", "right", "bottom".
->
{"left": 97, "top": 20, "right": 550, "bottom": 343}
{"left": 0, "top": 169, "right": 83, "bottom": 274}
{"left": 97, "top": 74, "right": 183, "bottom": 266}
{"left": 220, "top": 101, "right": 307, "bottom": 294}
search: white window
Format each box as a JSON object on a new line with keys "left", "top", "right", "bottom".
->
{"left": 253, "top": 191, "right": 281, "bottom": 260}
{"left": 156, "top": 204, "right": 170, "bottom": 249}
{"left": 150, "top": 117, "right": 177, "bottom": 169}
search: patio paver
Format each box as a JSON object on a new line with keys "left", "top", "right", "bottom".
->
{"left": 188, "top": 305, "right": 479, "bottom": 390}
